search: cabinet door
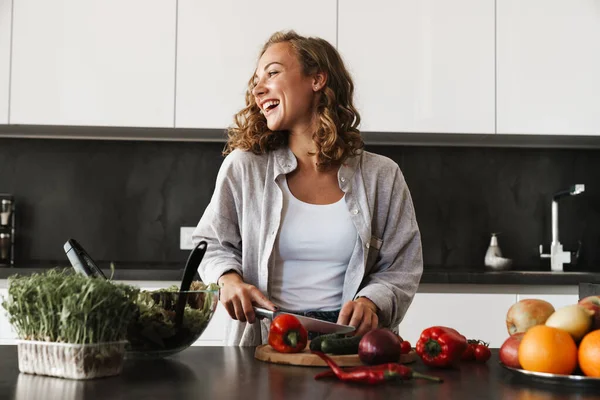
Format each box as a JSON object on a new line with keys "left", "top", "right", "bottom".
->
{"left": 338, "top": 0, "right": 495, "bottom": 134}
{"left": 0, "top": 0, "right": 10, "bottom": 124}
{"left": 192, "top": 302, "right": 227, "bottom": 346}
{"left": 497, "top": 0, "right": 600, "bottom": 135}
{"left": 0, "top": 289, "right": 18, "bottom": 344}
{"left": 10, "top": 0, "right": 176, "bottom": 127}
{"left": 399, "top": 293, "right": 516, "bottom": 348}
{"left": 176, "top": 0, "right": 337, "bottom": 129}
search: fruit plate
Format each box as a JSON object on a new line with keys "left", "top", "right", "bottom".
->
{"left": 501, "top": 363, "right": 600, "bottom": 388}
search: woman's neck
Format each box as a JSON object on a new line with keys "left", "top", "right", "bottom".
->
{"left": 288, "top": 125, "right": 320, "bottom": 172}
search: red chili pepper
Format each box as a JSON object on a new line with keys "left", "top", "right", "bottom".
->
{"left": 268, "top": 314, "right": 308, "bottom": 353}
{"left": 314, "top": 363, "right": 412, "bottom": 381}
{"left": 415, "top": 326, "right": 468, "bottom": 368}
{"left": 400, "top": 340, "right": 412, "bottom": 355}
{"left": 312, "top": 351, "right": 443, "bottom": 385}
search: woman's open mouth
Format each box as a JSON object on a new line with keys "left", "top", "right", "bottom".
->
{"left": 262, "top": 100, "right": 280, "bottom": 115}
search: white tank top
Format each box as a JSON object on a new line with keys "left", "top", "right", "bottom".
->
{"left": 270, "top": 178, "right": 358, "bottom": 311}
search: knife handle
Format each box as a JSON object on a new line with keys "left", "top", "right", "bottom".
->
{"left": 253, "top": 306, "right": 275, "bottom": 320}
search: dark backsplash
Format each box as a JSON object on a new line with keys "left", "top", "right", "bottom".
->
{"left": 1, "top": 137, "right": 599, "bottom": 271}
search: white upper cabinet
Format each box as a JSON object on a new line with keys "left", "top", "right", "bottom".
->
{"left": 175, "top": 0, "right": 337, "bottom": 129}
{"left": 338, "top": 0, "right": 495, "bottom": 134}
{"left": 0, "top": 0, "right": 11, "bottom": 124}
{"left": 497, "top": 0, "right": 600, "bottom": 135}
{"left": 10, "top": 0, "right": 176, "bottom": 127}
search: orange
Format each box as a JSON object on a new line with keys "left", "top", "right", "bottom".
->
{"left": 518, "top": 325, "right": 578, "bottom": 375}
{"left": 578, "top": 330, "right": 600, "bottom": 377}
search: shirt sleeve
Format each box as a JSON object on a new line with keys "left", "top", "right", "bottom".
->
{"left": 192, "top": 155, "right": 244, "bottom": 286}
{"left": 354, "top": 166, "right": 423, "bottom": 328}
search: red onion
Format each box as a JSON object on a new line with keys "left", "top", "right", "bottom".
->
{"left": 358, "top": 328, "right": 402, "bottom": 365}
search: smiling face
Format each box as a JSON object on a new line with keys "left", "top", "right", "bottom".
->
{"left": 252, "top": 42, "right": 323, "bottom": 134}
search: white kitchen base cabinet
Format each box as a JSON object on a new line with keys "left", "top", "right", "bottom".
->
{"left": 516, "top": 294, "right": 579, "bottom": 312}
{"left": 0, "top": 0, "right": 11, "bottom": 124}
{"left": 175, "top": 0, "right": 337, "bottom": 130}
{"left": 497, "top": 0, "right": 600, "bottom": 135}
{"left": 0, "top": 288, "right": 17, "bottom": 344}
{"left": 399, "top": 292, "right": 516, "bottom": 348}
{"left": 399, "top": 284, "right": 580, "bottom": 349}
{"left": 193, "top": 303, "right": 228, "bottom": 346}
{"left": 337, "top": 0, "right": 495, "bottom": 134}
{"left": 10, "top": 0, "right": 176, "bottom": 128}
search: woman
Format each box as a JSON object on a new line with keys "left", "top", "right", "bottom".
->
{"left": 192, "top": 31, "right": 423, "bottom": 346}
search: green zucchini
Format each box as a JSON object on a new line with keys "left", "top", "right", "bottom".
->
{"left": 320, "top": 334, "right": 363, "bottom": 355}
{"left": 309, "top": 333, "right": 343, "bottom": 352}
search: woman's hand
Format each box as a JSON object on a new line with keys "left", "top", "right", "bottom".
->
{"left": 218, "top": 271, "right": 276, "bottom": 324}
{"left": 337, "top": 297, "right": 379, "bottom": 337}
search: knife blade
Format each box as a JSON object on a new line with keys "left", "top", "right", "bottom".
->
{"left": 253, "top": 307, "right": 356, "bottom": 334}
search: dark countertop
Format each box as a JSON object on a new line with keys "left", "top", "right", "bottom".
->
{"left": 419, "top": 268, "right": 600, "bottom": 285}
{"left": 0, "top": 347, "right": 597, "bottom": 400}
{"left": 2, "top": 266, "right": 600, "bottom": 285}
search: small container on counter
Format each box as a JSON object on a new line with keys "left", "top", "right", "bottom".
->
{"left": 484, "top": 233, "right": 513, "bottom": 271}
{"left": 0, "top": 194, "right": 15, "bottom": 266}
{"left": 0, "top": 231, "right": 11, "bottom": 263}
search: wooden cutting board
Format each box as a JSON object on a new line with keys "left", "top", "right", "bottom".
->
{"left": 254, "top": 344, "right": 418, "bottom": 367}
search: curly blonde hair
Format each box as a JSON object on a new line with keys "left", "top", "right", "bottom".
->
{"left": 225, "top": 31, "right": 363, "bottom": 170}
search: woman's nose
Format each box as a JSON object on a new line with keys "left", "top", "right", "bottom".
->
{"left": 252, "top": 79, "right": 266, "bottom": 97}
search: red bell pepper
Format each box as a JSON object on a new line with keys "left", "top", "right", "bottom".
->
{"left": 268, "top": 314, "right": 308, "bottom": 353}
{"left": 415, "top": 326, "right": 468, "bottom": 368}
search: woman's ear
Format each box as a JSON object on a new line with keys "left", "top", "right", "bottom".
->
{"left": 312, "top": 72, "right": 328, "bottom": 91}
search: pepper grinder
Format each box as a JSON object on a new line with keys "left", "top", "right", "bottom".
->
{"left": 0, "top": 195, "right": 15, "bottom": 267}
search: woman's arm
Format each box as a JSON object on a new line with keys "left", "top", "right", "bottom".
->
{"left": 354, "top": 166, "right": 424, "bottom": 329}
{"left": 192, "top": 153, "right": 275, "bottom": 322}
{"left": 192, "top": 157, "right": 244, "bottom": 286}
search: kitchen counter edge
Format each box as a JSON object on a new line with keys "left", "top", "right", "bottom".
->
{"left": 1, "top": 267, "right": 598, "bottom": 285}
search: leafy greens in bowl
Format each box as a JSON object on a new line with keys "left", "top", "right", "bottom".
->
{"left": 126, "top": 281, "right": 219, "bottom": 359}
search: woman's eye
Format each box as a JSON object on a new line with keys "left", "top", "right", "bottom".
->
{"left": 268, "top": 70, "right": 279, "bottom": 77}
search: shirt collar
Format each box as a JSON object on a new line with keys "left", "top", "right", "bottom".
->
{"left": 338, "top": 150, "right": 361, "bottom": 192}
{"left": 272, "top": 146, "right": 361, "bottom": 190}
{"left": 273, "top": 147, "right": 297, "bottom": 176}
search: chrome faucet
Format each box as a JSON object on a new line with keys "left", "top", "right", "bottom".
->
{"left": 539, "top": 184, "right": 585, "bottom": 272}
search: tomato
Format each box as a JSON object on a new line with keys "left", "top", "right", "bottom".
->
{"left": 461, "top": 344, "right": 476, "bottom": 361}
{"left": 462, "top": 339, "right": 491, "bottom": 363}
{"left": 400, "top": 340, "right": 411, "bottom": 354}
{"left": 474, "top": 344, "right": 491, "bottom": 363}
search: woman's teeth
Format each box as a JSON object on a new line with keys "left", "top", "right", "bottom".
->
{"left": 263, "top": 100, "right": 280, "bottom": 113}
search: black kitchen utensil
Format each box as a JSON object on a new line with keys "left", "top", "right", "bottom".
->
{"left": 174, "top": 240, "right": 207, "bottom": 327}
{"left": 64, "top": 239, "right": 107, "bottom": 279}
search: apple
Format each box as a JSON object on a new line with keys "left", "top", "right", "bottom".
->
{"left": 499, "top": 332, "right": 525, "bottom": 369}
{"left": 545, "top": 304, "right": 593, "bottom": 341}
{"left": 578, "top": 296, "right": 600, "bottom": 330}
{"left": 506, "top": 299, "right": 555, "bottom": 335}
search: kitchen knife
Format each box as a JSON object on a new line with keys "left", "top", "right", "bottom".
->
{"left": 253, "top": 306, "right": 355, "bottom": 335}
{"left": 64, "top": 239, "right": 107, "bottom": 279}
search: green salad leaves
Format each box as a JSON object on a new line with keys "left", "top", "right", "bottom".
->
{"left": 127, "top": 282, "right": 219, "bottom": 351}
